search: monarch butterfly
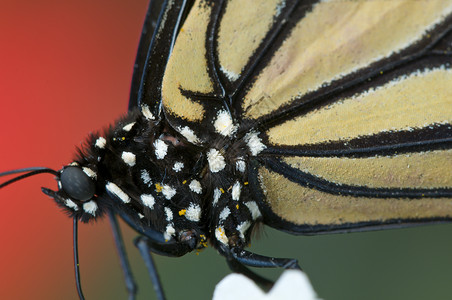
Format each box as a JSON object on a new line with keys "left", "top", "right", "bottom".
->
{"left": 2, "top": 1, "right": 452, "bottom": 300}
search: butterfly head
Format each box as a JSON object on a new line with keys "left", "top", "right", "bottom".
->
{"left": 42, "top": 162, "right": 107, "bottom": 222}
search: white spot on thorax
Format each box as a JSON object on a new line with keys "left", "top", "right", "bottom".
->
{"left": 244, "top": 131, "right": 266, "bottom": 156}
{"left": 106, "top": 182, "right": 130, "bottom": 203}
{"left": 141, "top": 169, "right": 152, "bottom": 186}
{"left": 185, "top": 203, "right": 201, "bottom": 222}
{"left": 141, "top": 194, "right": 155, "bottom": 209}
{"left": 95, "top": 137, "right": 106, "bottom": 149}
{"left": 153, "top": 139, "right": 168, "bottom": 159}
{"left": 213, "top": 188, "right": 222, "bottom": 206}
{"left": 214, "top": 110, "right": 237, "bottom": 137}
{"left": 178, "top": 126, "right": 201, "bottom": 144}
{"left": 65, "top": 199, "right": 78, "bottom": 211}
{"left": 162, "top": 184, "right": 176, "bottom": 200}
{"left": 232, "top": 181, "right": 241, "bottom": 201}
{"left": 189, "top": 180, "right": 202, "bottom": 194}
{"left": 207, "top": 149, "right": 226, "bottom": 173}
{"left": 82, "top": 167, "right": 97, "bottom": 179}
{"left": 236, "top": 221, "right": 251, "bottom": 239}
{"left": 141, "top": 104, "right": 155, "bottom": 120}
{"left": 165, "top": 207, "right": 173, "bottom": 221}
{"left": 165, "top": 225, "right": 176, "bottom": 240}
{"left": 215, "top": 226, "right": 229, "bottom": 245}
{"left": 83, "top": 201, "right": 98, "bottom": 216}
{"left": 219, "top": 207, "right": 230, "bottom": 222}
{"left": 138, "top": 213, "right": 145, "bottom": 219}
{"left": 121, "top": 151, "right": 136, "bottom": 167}
{"left": 122, "top": 122, "right": 135, "bottom": 132}
{"left": 173, "top": 161, "right": 184, "bottom": 172}
{"left": 245, "top": 201, "right": 261, "bottom": 220}
{"left": 235, "top": 158, "right": 246, "bottom": 173}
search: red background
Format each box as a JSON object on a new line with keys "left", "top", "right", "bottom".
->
{"left": 0, "top": 2, "right": 231, "bottom": 299}
{"left": 2, "top": 1, "right": 452, "bottom": 300}
{"left": 0, "top": 1, "right": 150, "bottom": 298}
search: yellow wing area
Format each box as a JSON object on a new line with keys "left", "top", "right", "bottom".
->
{"left": 217, "top": 0, "right": 283, "bottom": 81}
{"left": 266, "top": 67, "right": 452, "bottom": 146}
{"left": 283, "top": 149, "right": 452, "bottom": 190}
{"left": 161, "top": 0, "right": 213, "bottom": 122}
{"left": 242, "top": 0, "right": 452, "bottom": 119}
{"left": 259, "top": 167, "right": 452, "bottom": 226}
{"left": 262, "top": 66, "right": 452, "bottom": 228}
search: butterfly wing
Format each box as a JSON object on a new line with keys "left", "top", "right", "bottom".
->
{"left": 151, "top": 0, "right": 452, "bottom": 233}
{"left": 128, "top": 0, "right": 166, "bottom": 110}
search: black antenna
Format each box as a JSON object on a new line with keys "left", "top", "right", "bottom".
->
{"left": 0, "top": 167, "right": 59, "bottom": 188}
{"left": 73, "top": 218, "right": 85, "bottom": 300}
{"left": 1, "top": 167, "right": 88, "bottom": 299}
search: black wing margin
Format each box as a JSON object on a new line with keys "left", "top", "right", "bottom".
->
{"left": 129, "top": 0, "right": 195, "bottom": 116}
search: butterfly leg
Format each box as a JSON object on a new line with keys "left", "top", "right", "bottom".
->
{"left": 133, "top": 233, "right": 200, "bottom": 300}
{"left": 222, "top": 247, "right": 300, "bottom": 290}
{"left": 134, "top": 236, "right": 166, "bottom": 300}
{"left": 226, "top": 257, "right": 274, "bottom": 290}
{"left": 229, "top": 247, "right": 301, "bottom": 269}
{"left": 108, "top": 212, "right": 137, "bottom": 300}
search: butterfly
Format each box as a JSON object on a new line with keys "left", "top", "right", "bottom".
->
{"left": 0, "top": 0, "right": 452, "bottom": 300}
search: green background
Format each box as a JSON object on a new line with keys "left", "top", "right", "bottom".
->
{"left": 83, "top": 221, "right": 452, "bottom": 299}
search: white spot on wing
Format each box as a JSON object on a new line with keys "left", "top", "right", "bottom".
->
{"left": 219, "top": 207, "right": 230, "bottom": 222}
{"left": 244, "top": 131, "right": 266, "bottom": 156}
{"left": 141, "top": 194, "right": 155, "bottom": 209}
{"left": 185, "top": 203, "right": 201, "bottom": 222}
{"left": 82, "top": 167, "right": 96, "bottom": 179}
{"left": 215, "top": 226, "right": 229, "bottom": 245}
{"left": 162, "top": 184, "right": 176, "bottom": 200}
{"left": 236, "top": 221, "right": 251, "bottom": 239}
{"left": 121, "top": 151, "right": 136, "bottom": 167}
{"left": 173, "top": 161, "right": 184, "bottom": 172}
{"left": 141, "top": 104, "right": 155, "bottom": 120}
{"left": 207, "top": 149, "right": 226, "bottom": 173}
{"left": 245, "top": 201, "right": 261, "bottom": 220}
{"left": 65, "top": 199, "right": 78, "bottom": 211}
{"left": 220, "top": 65, "right": 240, "bottom": 81}
{"left": 95, "top": 137, "right": 106, "bottom": 149}
{"left": 153, "top": 139, "right": 168, "bottom": 159}
{"left": 106, "top": 182, "right": 130, "bottom": 203}
{"left": 275, "top": 0, "right": 286, "bottom": 17}
{"left": 122, "top": 122, "right": 135, "bottom": 132}
{"left": 214, "top": 110, "right": 237, "bottom": 137}
{"left": 83, "top": 201, "right": 98, "bottom": 216}
{"left": 232, "top": 181, "right": 241, "bottom": 201}
{"left": 189, "top": 180, "right": 202, "bottom": 194}
{"left": 178, "top": 126, "right": 201, "bottom": 144}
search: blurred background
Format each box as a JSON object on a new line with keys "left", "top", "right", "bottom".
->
{"left": 1, "top": 0, "right": 452, "bottom": 299}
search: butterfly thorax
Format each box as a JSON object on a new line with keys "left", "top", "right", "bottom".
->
{"left": 49, "top": 107, "right": 264, "bottom": 253}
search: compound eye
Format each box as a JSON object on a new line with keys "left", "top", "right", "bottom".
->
{"left": 60, "top": 166, "right": 95, "bottom": 201}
